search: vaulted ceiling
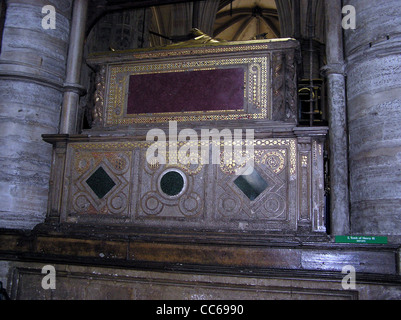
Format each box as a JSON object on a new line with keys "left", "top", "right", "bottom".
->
{"left": 213, "top": 0, "right": 279, "bottom": 40}
{"left": 87, "top": 0, "right": 326, "bottom": 44}
{"left": 87, "top": 0, "right": 192, "bottom": 35}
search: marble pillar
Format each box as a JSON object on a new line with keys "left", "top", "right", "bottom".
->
{"left": 59, "top": 0, "right": 88, "bottom": 134}
{"left": 323, "top": 0, "right": 350, "bottom": 235}
{"left": 0, "top": 0, "right": 72, "bottom": 229}
{"left": 344, "top": 0, "right": 401, "bottom": 236}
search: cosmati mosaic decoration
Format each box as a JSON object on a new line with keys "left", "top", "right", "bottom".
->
{"left": 105, "top": 56, "right": 269, "bottom": 125}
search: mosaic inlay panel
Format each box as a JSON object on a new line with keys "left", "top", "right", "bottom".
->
{"left": 62, "top": 138, "right": 305, "bottom": 232}
{"left": 67, "top": 149, "right": 131, "bottom": 218}
{"left": 105, "top": 55, "right": 270, "bottom": 126}
{"left": 214, "top": 145, "right": 292, "bottom": 229}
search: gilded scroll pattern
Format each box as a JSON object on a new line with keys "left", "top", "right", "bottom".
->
{"left": 272, "top": 52, "right": 284, "bottom": 120}
{"left": 70, "top": 138, "right": 296, "bottom": 178}
{"left": 92, "top": 65, "right": 106, "bottom": 126}
{"left": 271, "top": 51, "right": 298, "bottom": 122}
{"left": 218, "top": 139, "right": 296, "bottom": 177}
{"left": 285, "top": 51, "right": 298, "bottom": 121}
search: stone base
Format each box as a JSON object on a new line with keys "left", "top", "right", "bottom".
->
{"left": 1, "top": 228, "right": 401, "bottom": 300}
{"left": 2, "top": 259, "right": 401, "bottom": 300}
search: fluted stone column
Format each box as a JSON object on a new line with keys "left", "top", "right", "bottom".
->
{"left": 344, "top": 0, "right": 401, "bottom": 236}
{"left": 0, "top": 0, "right": 72, "bottom": 229}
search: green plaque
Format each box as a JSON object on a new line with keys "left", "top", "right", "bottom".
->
{"left": 335, "top": 236, "right": 388, "bottom": 244}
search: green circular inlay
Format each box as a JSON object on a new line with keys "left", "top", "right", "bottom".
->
{"left": 160, "top": 171, "right": 184, "bottom": 196}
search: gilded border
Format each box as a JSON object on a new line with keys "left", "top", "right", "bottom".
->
{"left": 69, "top": 138, "right": 297, "bottom": 177}
{"left": 105, "top": 56, "right": 270, "bottom": 126}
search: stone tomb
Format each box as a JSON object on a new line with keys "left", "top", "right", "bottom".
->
{"left": 43, "top": 37, "right": 328, "bottom": 238}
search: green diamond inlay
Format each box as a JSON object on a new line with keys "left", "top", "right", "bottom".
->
{"left": 86, "top": 166, "right": 116, "bottom": 199}
{"left": 234, "top": 167, "right": 268, "bottom": 201}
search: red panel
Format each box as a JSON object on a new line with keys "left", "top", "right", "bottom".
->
{"left": 127, "top": 68, "right": 245, "bottom": 115}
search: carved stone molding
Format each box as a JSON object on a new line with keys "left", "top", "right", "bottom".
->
{"left": 272, "top": 50, "right": 299, "bottom": 122}
{"left": 320, "top": 63, "right": 345, "bottom": 76}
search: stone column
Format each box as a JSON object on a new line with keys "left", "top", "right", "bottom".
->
{"left": 322, "top": 0, "right": 350, "bottom": 235}
{"left": 344, "top": 0, "right": 401, "bottom": 236}
{"left": 59, "top": 0, "right": 88, "bottom": 134}
{"left": 0, "top": 0, "right": 72, "bottom": 229}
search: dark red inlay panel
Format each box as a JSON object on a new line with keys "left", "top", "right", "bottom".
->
{"left": 127, "top": 68, "right": 245, "bottom": 115}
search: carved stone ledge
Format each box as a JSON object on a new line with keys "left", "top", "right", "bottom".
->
{"left": 0, "top": 69, "right": 64, "bottom": 92}
{"left": 0, "top": 228, "right": 400, "bottom": 277}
